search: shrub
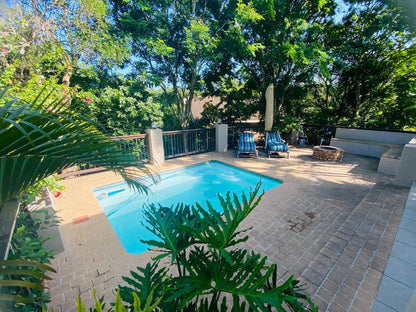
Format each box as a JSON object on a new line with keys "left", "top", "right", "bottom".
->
{"left": 116, "top": 183, "right": 317, "bottom": 312}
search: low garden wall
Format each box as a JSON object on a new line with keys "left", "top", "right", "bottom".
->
{"left": 334, "top": 128, "right": 415, "bottom": 145}
{"left": 330, "top": 128, "right": 416, "bottom": 187}
{"left": 394, "top": 138, "right": 416, "bottom": 187}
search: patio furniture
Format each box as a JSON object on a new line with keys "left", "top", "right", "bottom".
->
{"left": 236, "top": 132, "right": 258, "bottom": 158}
{"left": 265, "top": 132, "right": 290, "bottom": 158}
{"left": 319, "top": 129, "right": 332, "bottom": 145}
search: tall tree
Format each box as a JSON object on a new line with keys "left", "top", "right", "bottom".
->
{"left": 324, "top": 0, "right": 416, "bottom": 128}
{"left": 205, "top": 0, "right": 336, "bottom": 125}
{"left": 0, "top": 0, "right": 128, "bottom": 92}
{"left": 110, "top": 0, "right": 222, "bottom": 128}
{"left": 73, "top": 76, "right": 165, "bottom": 135}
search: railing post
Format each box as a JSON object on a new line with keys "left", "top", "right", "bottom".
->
{"left": 146, "top": 128, "right": 165, "bottom": 165}
{"left": 183, "top": 132, "right": 188, "bottom": 153}
{"left": 215, "top": 124, "right": 228, "bottom": 152}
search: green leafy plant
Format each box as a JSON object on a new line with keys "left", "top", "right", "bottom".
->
{"left": 118, "top": 183, "right": 317, "bottom": 311}
{"left": 0, "top": 88, "right": 156, "bottom": 208}
{"left": 9, "top": 207, "right": 59, "bottom": 263}
{"left": 0, "top": 88, "right": 156, "bottom": 308}
{"left": 0, "top": 259, "right": 56, "bottom": 311}
{"left": 76, "top": 289, "right": 162, "bottom": 312}
{"left": 1, "top": 202, "right": 59, "bottom": 311}
{"left": 19, "top": 176, "right": 65, "bottom": 205}
{"left": 276, "top": 116, "right": 301, "bottom": 134}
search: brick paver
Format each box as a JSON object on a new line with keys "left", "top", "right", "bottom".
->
{"left": 45, "top": 148, "right": 409, "bottom": 311}
{"left": 300, "top": 182, "right": 408, "bottom": 311}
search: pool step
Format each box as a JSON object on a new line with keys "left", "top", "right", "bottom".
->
{"left": 299, "top": 182, "right": 407, "bottom": 311}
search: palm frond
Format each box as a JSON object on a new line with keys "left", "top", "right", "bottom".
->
{"left": 0, "top": 259, "right": 56, "bottom": 305}
{"left": 0, "top": 90, "right": 156, "bottom": 208}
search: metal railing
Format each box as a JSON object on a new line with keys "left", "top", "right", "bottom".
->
{"left": 59, "top": 134, "right": 149, "bottom": 178}
{"left": 112, "top": 134, "right": 149, "bottom": 161}
{"left": 163, "top": 128, "right": 216, "bottom": 159}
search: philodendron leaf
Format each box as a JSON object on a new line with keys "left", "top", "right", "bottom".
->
{"left": 119, "top": 261, "right": 167, "bottom": 309}
{"left": 141, "top": 203, "right": 197, "bottom": 262}
{"left": 183, "top": 182, "right": 263, "bottom": 251}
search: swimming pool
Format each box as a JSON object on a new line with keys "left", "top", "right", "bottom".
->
{"left": 93, "top": 161, "right": 282, "bottom": 254}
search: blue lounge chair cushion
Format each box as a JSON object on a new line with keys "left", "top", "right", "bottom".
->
{"left": 238, "top": 132, "right": 256, "bottom": 152}
{"left": 267, "top": 141, "right": 289, "bottom": 152}
{"left": 266, "top": 132, "right": 289, "bottom": 152}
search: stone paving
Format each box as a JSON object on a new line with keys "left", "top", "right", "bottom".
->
{"left": 371, "top": 182, "right": 416, "bottom": 312}
{"left": 45, "top": 147, "right": 409, "bottom": 311}
{"left": 300, "top": 182, "right": 407, "bottom": 311}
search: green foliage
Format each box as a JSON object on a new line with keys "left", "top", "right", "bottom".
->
{"left": 119, "top": 262, "right": 167, "bottom": 308}
{"left": 203, "top": 0, "right": 336, "bottom": 125}
{"left": 111, "top": 0, "right": 221, "bottom": 128}
{"left": 198, "top": 101, "right": 224, "bottom": 127}
{"left": 118, "top": 183, "right": 317, "bottom": 311}
{"left": 0, "top": 259, "right": 56, "bottom": 311}
{"left": 0, "top": 0, "right": 128, "bottom": 90}
{"left": 1, "top": 205, "right": 58, "bottom": 311}
{"left": 0, "top": 89, "right": 155, "bottom": 207}
{"left": 276, "top": 116, "right": 301, "bottom": 133}
{"left": 73, "top": 84, "right": 164, "bottom": 135}
{"left": 0, "top": 88, "right": 158, "bottom": 309}
{"left": 19, "top": 176, "right": 65, "bottom": 205}
{"left": 310, "top": 0, "right": 416, "bottom": 128}
{"left": 8, "top": 207, "right": 58, "bottom": 264}
{"left": 76, "top": 289, "right": 161, "bottom": 312}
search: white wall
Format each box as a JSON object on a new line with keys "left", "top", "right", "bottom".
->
{"left": 330, "top": 139, "right": 387, "bottom": 158}
{"left": 394, "top": 138, "right": 416, "bottom": 187}
{"left": 335, "top": 128, "right": 415, "bottom": 145}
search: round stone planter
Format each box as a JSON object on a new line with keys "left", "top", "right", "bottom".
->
{"left": 313, "top": 146, "right": 344, "bottom": 161}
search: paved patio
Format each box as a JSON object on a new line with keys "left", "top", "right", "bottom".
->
{"left": 46, "top": 147, "right": 410, "bottom": 311}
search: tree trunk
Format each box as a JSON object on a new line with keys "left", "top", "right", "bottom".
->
{"left": 62, "top": 64, "right": 73, "bottom": 87}
{"left": 354, "top": 75, "right": 361, "bottom": 117}
{"left": 62, "top": 63, "right": 73, "bottom": 106}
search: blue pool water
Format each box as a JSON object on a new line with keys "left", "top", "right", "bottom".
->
{"left": 93, "top": 161, "right": 282, "bottom": 254}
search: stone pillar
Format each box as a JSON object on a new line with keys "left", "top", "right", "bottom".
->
{"left": 215, "top": 124, "right": 228, "bottom": 152}
{"left": 146, "top": 128, "right": 165, "bottom": 165}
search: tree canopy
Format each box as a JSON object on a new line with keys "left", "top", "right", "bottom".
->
{"left": 0, "top": 0, "right": 415, "bottom": 131}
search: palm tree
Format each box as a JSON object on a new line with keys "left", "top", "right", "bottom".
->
{"left": 0, "top": 89, "right": 154, "bottom": 208}
{"left": 0, "top": 89, "right": 155, "bottom": 306}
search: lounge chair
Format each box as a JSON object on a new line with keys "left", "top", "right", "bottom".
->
{"left": 265, "top": 132, "right": 290, "bottom": 158}
{"left": 236, "top": 132, "right": 258, "bottom": 158}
